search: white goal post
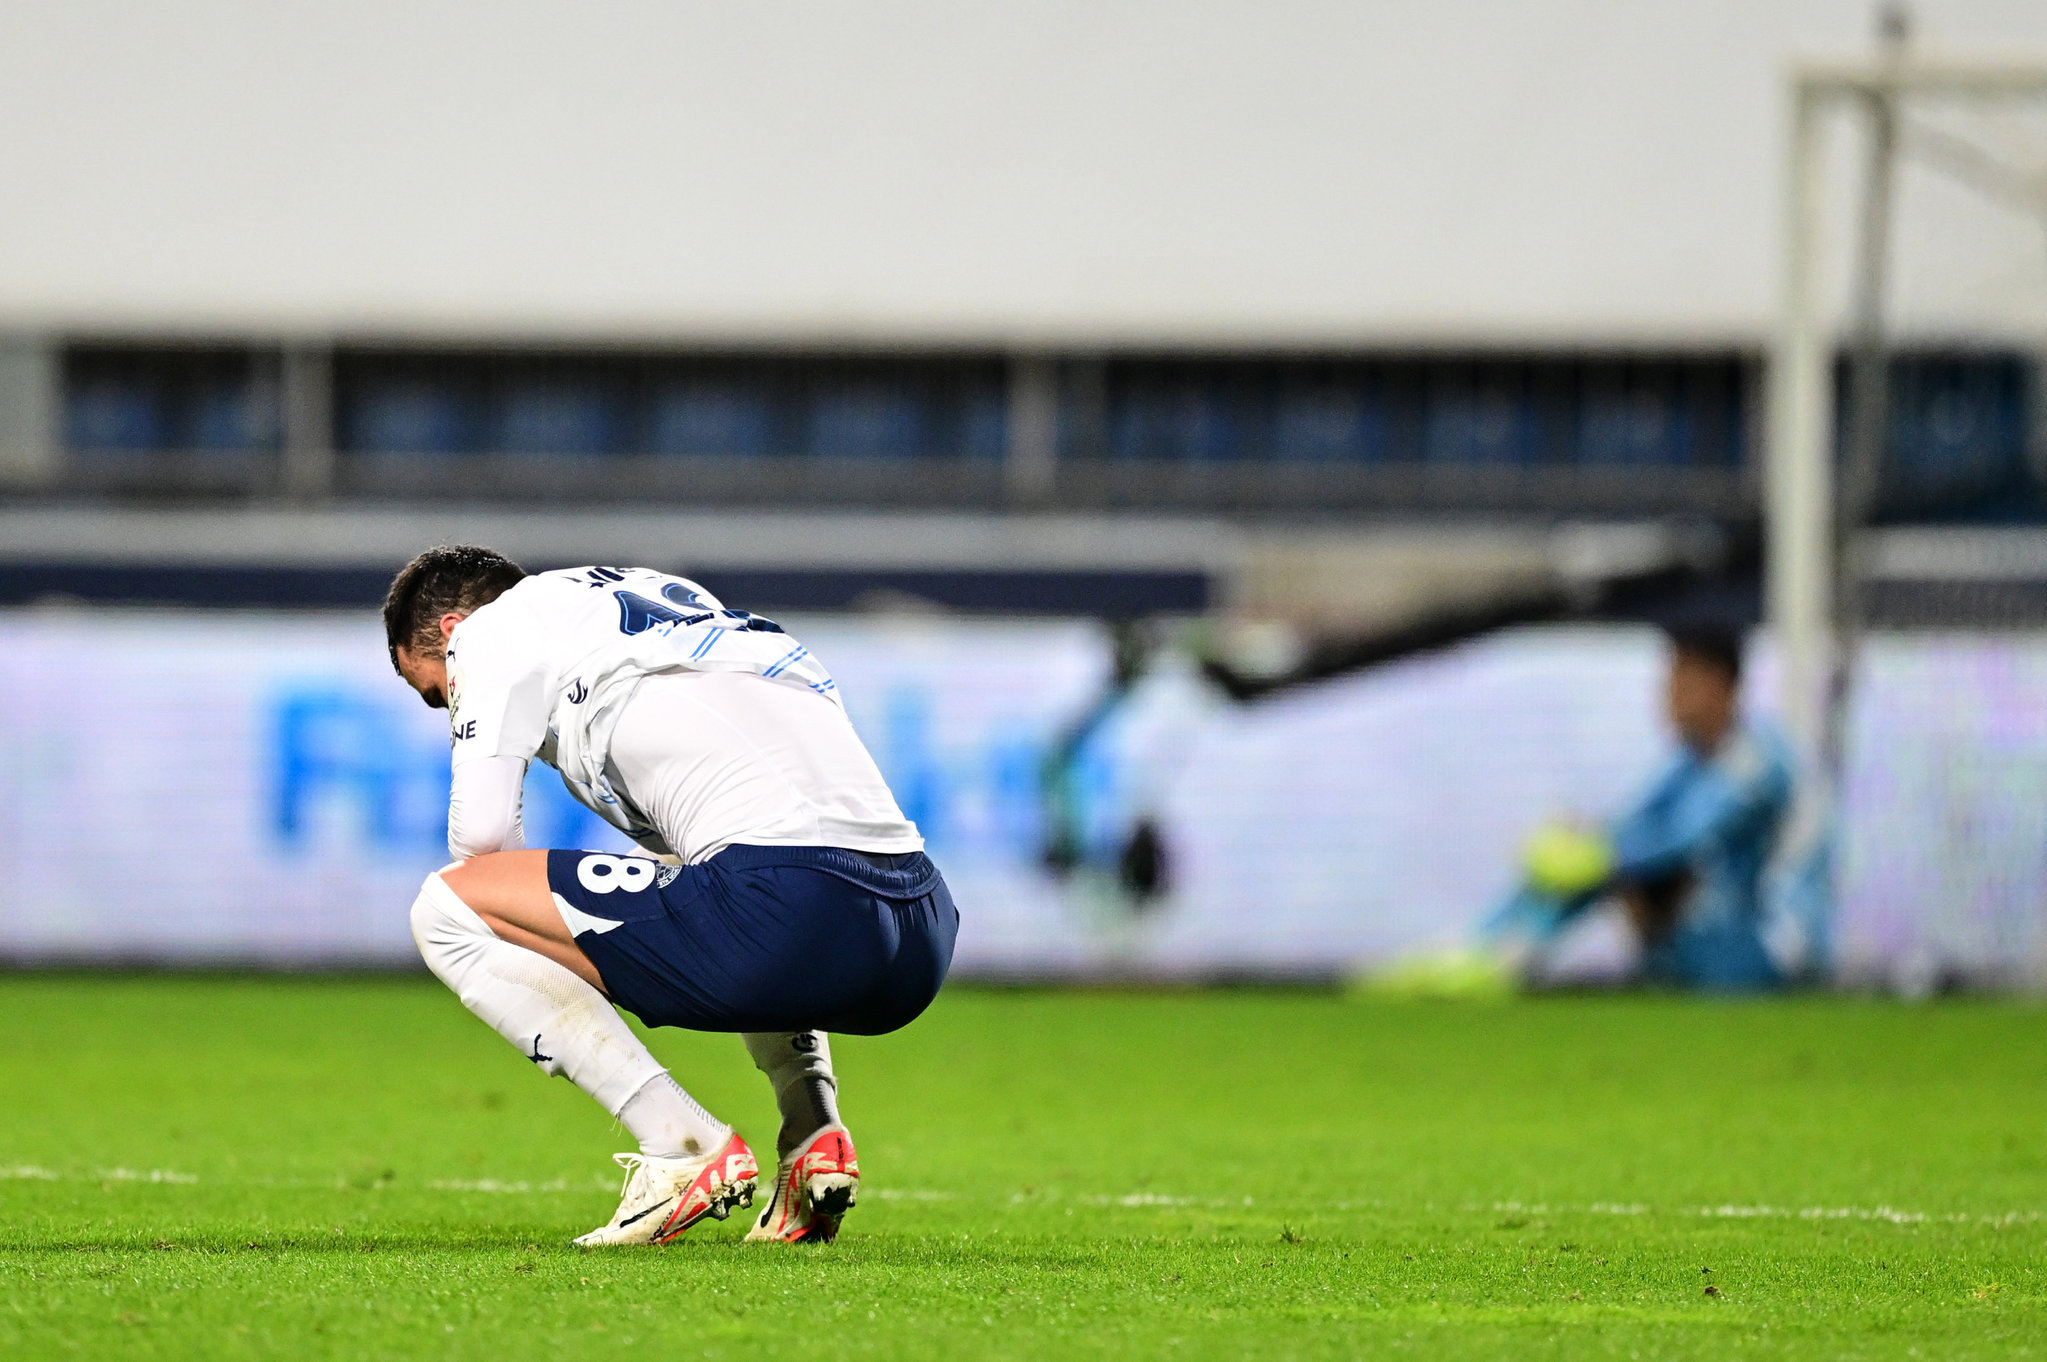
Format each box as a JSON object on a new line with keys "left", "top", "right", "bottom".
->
{"left": 1768, "top": 53, "right": 2047, "bottom": 777}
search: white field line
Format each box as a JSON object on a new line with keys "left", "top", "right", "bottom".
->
{"left": 0, "top": 1165, "right": 194, "bottom": 1184}
{"left": 1072, "top": 1194, "right": 2038, "bottom": 1225}
{"left": 0, "top": 1166, "right": 595, "bottom": 1193}
{"left": 1048, "top": 1193, "right": 1265, "bottom": 1208}
{"left": 0, "top": 1165, "right": 964, "bottom": 1200}
{"left": 427, "top": 1181, "right": 964, "bottom": 1200}
{"left": 1104, "top": 1194, "right": 1194, "bottom": 1207}
{"left": 1, "top": 1167, "right": 2033, "bottom": 1228}
{"left": 426, "top": 1178, "right": 586, "bottom": 1195}
{"left": 1494, "top": 1199, "right": 2040, "bottom": 1227}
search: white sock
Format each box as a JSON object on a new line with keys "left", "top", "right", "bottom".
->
{"left": 742, "top": 1031, "right": 840, "bottom": 1157}
{"left": 409, "top": 871, "right": 727, "bottom": 1155}
{"left": 616, "top": 1073, "right": 728, "bottom": 1159}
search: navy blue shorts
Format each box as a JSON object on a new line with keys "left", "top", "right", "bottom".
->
{"left": 546, "top": 844, "right": 958, "bottom": 1035}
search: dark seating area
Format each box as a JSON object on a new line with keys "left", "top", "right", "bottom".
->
{"left": 46, "top": 342, "right": 2037, "bottom": 519}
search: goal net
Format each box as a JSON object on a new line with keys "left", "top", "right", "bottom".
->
{"left": 1769, "top": 37, "right": 2047, "bottom": 990}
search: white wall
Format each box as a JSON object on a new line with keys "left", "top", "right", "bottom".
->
{"left": 2, "top": 0, "right": 2046, "bottom": 346}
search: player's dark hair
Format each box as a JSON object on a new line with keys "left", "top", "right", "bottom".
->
{"left": 383, "top": 545, "right": 527, "bottom": 669}
{"left": 1665, "top": 623, "right": 1744, "bottom": 685}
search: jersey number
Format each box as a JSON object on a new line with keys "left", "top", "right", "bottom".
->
{"left": 614, "top": 582, "right": 784, "bottom": 636}
{"left": 575, "top": 854, "right": 657, "bottom": 895}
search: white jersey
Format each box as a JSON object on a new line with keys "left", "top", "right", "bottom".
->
{"left": 444, "top": 566, "right": 921, "bottom": 860}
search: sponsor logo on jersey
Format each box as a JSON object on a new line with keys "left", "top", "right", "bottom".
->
{"left": 567, "top": 680, "right": 588, "bottom": 704}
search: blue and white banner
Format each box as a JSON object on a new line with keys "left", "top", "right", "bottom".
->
{"left": 0, "top": 610, "right": 2041, "bottom": 982}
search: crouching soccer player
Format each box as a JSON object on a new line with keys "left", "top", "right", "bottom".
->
{"left": 1484, "top": 625, "right": 1829, "bottom": 991}
{"left": 384, "top": 546, "right": 957, "bottom": 1245}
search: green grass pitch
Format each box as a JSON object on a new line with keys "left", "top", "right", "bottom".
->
{"left": 0, "top": 977, "right": 2043, "bottom": 1359}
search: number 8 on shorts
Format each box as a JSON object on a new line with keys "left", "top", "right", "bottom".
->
{"left": 576, "top": 854, "right": 656, "bottom": 895}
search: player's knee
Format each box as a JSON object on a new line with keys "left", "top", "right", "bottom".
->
{"left": 410, "top": 869, "right": 492, "bottom": 967}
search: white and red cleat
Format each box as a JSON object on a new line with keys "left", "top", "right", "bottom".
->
{"left": 573, "top": 1131, "right": 759, "bottom": 1247}
{"left": 745, "top": 1124, "right": 859, "bottom": 1244}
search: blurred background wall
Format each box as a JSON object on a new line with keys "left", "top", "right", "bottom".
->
{"left": 3, "top": 0, "right": 2046, "bottom": 343}
{"left": 3, "top": 1, "right": 2047, "bottom": 987}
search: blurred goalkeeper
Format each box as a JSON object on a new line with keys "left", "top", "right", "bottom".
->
{"left": 1483, "top": 625, "right": 1828, "bottom": 991}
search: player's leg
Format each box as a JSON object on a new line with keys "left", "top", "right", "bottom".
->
{"left": 427, "top": 853, "right": 727, "bottom": 1155}
{"left": 1483, "top": 884, "right": 1600, "bottom": 950}
{"left": 413, "top": 855, "right": 757, "bottom": 1244}
{"left": 1656, "top": 916, "right": 1783, "bottom": 992}
{"left": 741, "top": 1030, "right": 858, "bottom": 1243}
{"left": 740, "top": 861, "right": 958, "bottom": 1244}
{"left": 521, "top": 843, "right": 958, "bottom": 1245}
{"left": 435, "top": 851, "right": 607, "bottom": 990}
{"left": 742, "top": 1031, "right": 841, "bottom": 1156}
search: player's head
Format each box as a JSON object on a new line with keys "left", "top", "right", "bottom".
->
{"left": 1663, "top": 623, "right": 1743, "bottom": 754}
{"left": 384, "top": 544, "right": 527, "bottom": 708}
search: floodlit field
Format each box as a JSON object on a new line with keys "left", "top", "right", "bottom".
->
{"left": 0, "top": 978, "right": 2042, "bottom": 1359}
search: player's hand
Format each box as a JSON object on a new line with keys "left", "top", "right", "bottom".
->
{"left": 1522, "top": 821, "right": 1614, "bottom": 896}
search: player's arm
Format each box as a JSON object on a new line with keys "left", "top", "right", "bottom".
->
{"left": 1609, "top": 743, "right": 1789, "bottom": 883}
{"left": 448, "top": 755, "right": 527, "bottom": 859}
{"left": 443, "top": 611, "right": 551, "bottom": 860}
{"left": 1518, "top": 759, "right": 1686, "bottom": 900}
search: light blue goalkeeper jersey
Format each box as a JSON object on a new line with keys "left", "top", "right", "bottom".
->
{"left": 1609, "top": 719, "right": 1793, "bottom": 989}
{"left": 1489, "top": 716, "right": 1827, "bottom": 990}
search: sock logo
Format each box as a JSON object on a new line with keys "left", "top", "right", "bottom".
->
{"left": 791, "top": 1033, "right": 818, "bottom": 1053}
{"left": 528, "top": 1035, "right": 554, "bottom": 1065}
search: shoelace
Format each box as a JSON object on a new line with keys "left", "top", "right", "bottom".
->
{"left": 608, "top": 1151, "right": 652, "bottom": 1206}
